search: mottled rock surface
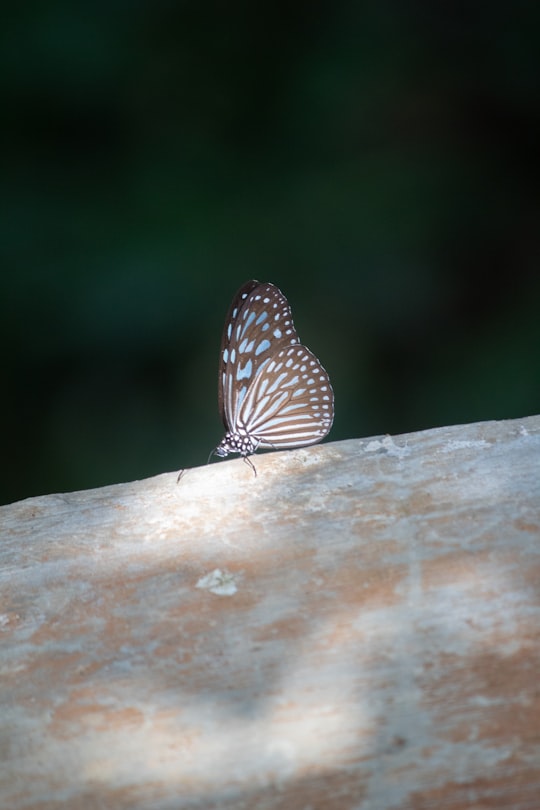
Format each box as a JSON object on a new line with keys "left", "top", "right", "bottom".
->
{"left": 1, "top": 416, "right": 540, "bottom": 810}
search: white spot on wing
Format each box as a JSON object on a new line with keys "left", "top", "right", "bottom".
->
{"left": 237, "top": 359, "right": 253, "bottom": 380}
{"left": 255, "top": 339, "right": 271, "bottom": 356}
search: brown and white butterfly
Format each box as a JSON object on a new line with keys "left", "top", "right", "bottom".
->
{"left": 211, "top": 280, "right": 334, "bottom": 473}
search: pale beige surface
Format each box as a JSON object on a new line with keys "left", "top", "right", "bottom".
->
{"left": 1, "top": 416, "right": 540, "bottom": 810}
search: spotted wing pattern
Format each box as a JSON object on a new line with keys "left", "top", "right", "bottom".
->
{"left": 214, "top": 280, "right": 334, "bottom": 464}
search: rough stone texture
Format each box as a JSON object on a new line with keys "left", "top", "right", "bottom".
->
{"left": 1, "top": 415, "right": 540, "bottom": 810}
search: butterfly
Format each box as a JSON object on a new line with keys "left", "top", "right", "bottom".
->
{"left": 210, "top": 280, "right": 334, "bottom": 474}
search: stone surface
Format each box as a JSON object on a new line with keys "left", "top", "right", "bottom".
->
{"left": 1, "top": 415, "right": 540, "bottom": 810}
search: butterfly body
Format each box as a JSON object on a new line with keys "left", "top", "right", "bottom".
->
{"left": 212, "top": 280, "right": 334, "bottom": 469}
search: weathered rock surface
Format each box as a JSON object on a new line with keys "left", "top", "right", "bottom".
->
{"left": 1, "top": 416, "right": 540, "bottom": 809}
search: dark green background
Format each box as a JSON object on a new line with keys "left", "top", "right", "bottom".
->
{"left": 2, "top": 3, "right": 539, "bottom": 505}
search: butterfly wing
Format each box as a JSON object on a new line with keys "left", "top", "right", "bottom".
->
{"left": 237, "top": 344, "right": 334, "bottom": 448}
{"left": 218, "top": 281, "right": 300, "bottom": 431}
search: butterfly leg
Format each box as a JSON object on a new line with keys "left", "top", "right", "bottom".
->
{"left": 242, "top": 455, "right": 257, "bottom": 477}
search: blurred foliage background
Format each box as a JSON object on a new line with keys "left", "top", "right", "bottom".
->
{"left": 1, "top": 2, "right": 539, "bottom": 505}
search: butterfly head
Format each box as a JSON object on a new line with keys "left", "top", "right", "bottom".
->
{"left": 212, "top": 430, "right": 260, "bottom": 460}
